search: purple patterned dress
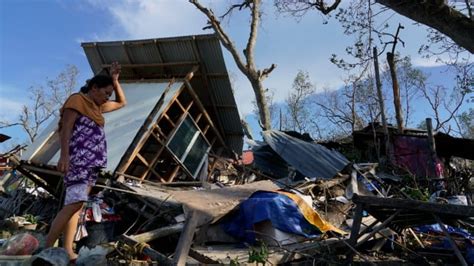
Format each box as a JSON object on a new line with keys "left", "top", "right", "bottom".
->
{"left": 63, "top": 115, "right": 107, "bottom": 205}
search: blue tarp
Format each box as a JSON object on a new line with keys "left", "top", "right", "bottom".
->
{"left": 221, "top": 191, "right": 322, "bottom": 243}
{"left": 415, "top": 224, "right": 474, "bottom": 264}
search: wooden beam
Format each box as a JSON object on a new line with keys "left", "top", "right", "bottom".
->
{"left": 356, "top": 209, "right": 401, "bottom": 247}
{"left": 163, "top": 114, "right": 176, "bottom": 127}
{"left": 21, "top": 164, "right": 62, "bottom": 176}
{"left": 130, "top": 223, "right": 184, "bottom": 243}
{"left": 349, "top": 203, "right": 364, "bottom": 247}
{"left": 115, "top": 82, "right": 172, "bottom": 176}
{"left": 166, "top": 165, "right": 181, "bottom": 183}
{"left": 16, "top": 165, "right": 59, "bottom": 197}
{"left": 189, "top": 41, "right": 227, "bottom": 142}
{"left": 184, "top": 80, "right": 226, "bottom": 148}
{"left": 102, "top": 61, "right": 199, "bottom": 68}
{"left": 173, "top": 211, "right": 200, "bottom": 265}
{"left": 433, "top": 214, "right": 468, "bottom": 266}
{"left": 116, "top": 172, "right": 168, "bottom": 189}
{"left": 353, "top": 194, "right": 474, "bottom": 217}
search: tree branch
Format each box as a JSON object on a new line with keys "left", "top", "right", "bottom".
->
{"left": 190, "top": 0, "right": 249, "bottom": 75}
{"left": 376, "top": 0, "right": 474, "bottom": 53}
{"left": 219, "top": 0, "right": 252, "bottom": 19}
{"left": 0, "top": 121, "right": 21, "bottom": 129}
{"left": 245, "top": 0, "right": 260, "bottom": 73}
{"left": 260, "top": 64, "right": 276, "bottom": 79}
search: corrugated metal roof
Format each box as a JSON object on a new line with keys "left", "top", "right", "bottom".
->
{"left": 22, "top": 82, "right": 183, "bottom": 172}
{"left": 263, "top": 130, "right": 349, "bottom": 180}
{"left": 81, "top": 34, "right": 243, "bottom": 154}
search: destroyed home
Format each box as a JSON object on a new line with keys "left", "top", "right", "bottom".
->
{"left": 18, "top": 34, "right": 243, "bottom": 198}
{"left": 1, "top": 10, "right": 473, "bottom": 266}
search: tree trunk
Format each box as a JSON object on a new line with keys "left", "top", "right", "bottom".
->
{"left": 387, "top": 52, "right": 404, "bottom": 133}
{"left": 376, "top": 0, "right": 474, "bottom": 53}
{"left": 251, "top": 78, "right": 272, "bottom": 130}
{"left": 373, "top": 47, "right": 390, "bottom": 158}
{"left": 190, "top": 0, "right": 275, "bottom": 131}
{"left": 351, "top": 82, "right": 357, "bottom": 133}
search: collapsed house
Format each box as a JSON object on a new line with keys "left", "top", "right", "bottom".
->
{"left": 1, "top": 34, "right": 473, "bottom": 265}
{"left": 18, "top": 34, "right": 243, "bottom": 197}
{"left": 353, "top": 123, "right": 474, "bottom": 178}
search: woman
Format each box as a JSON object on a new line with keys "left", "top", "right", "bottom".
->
{"left": 46, "top": 62, "right": 127, "bottom": 260}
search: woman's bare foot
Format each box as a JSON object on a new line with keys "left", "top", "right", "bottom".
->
{"left": 68, "top": 252, "right": 78, "bottom": 262}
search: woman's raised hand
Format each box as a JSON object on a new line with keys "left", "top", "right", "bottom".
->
{"left": 110, "top": 62, "right": 121, "bottom": 81}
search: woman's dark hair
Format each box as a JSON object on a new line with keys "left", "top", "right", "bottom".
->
{"left": 80, "top": 75, "right": 113, "bottom": 93}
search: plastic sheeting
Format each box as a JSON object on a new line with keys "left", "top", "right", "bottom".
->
{"left": 414, "top": 224, "right": 474, "bottom": 264}
{"left": 21, "top": 81, "right": 183, "bottom": 172}
{"left": 222, "top": 191, "right": 344, "bottom": 243}
{"left": 392, "top": 135, "right": 443, "bottom": 178}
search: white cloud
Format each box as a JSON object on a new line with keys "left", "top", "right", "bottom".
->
{"left": 98, "top": 0, "right": 214, "bottom": 39}
{"left": 77, "top": 0, "right": 348, "bottom": 116}
{"left": 412, "top": 57, "right": 448, "bottom": 68}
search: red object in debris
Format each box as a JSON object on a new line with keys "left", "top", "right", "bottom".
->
{"left": 0, "top": 233, "right": 40, "bottom": 256}
{"left": 241, "top": 150, "right": 254, "bottom": 165}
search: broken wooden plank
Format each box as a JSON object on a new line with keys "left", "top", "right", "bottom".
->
{"left": 433, "top": 214, "right": 468, "bottom": 266}
{"left": 353, "top": 194, "right": 474, "bottom": 217}
{"left": 349, "top": 203, "right": 364, "bottom": 247}
{"left": 130, "top": 223, "right": 184, "bottom": 243}
{"left": 173, "top": 211, "right": 200, "bottom": 266}
{"left": 355, "top": 209, "right": 401, "bottom": 247}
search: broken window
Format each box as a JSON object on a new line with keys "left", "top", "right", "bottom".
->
{"left": 167, "top": 115, "right": 209, "bottom": 177}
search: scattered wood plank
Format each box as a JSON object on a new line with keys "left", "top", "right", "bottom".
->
{"left": 130, "top": 223, "right": 184, "bottom": 243}
{"left": 173, "top": 211, "right": 200, "bottom": 265}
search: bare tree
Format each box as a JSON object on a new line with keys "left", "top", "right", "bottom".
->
{"left": 284, "top": 70, "right": 316, "bottom": 133}
{"left": 0, "top": 65, "right": 79, "bottom": 143}
{"left": 376, "top": 0, "right": 474, "bottom": 53}
{"left": 386, "top": 24, "right": 405, "bottom": 133}
{"left": 190, "top": 0, "right": 276, "bottom": 130}
{"left": 380, "top": 56, "right": 426, "bottom": 128}
{"left": 454, "top": 108, "right": 474, "bottom": 138}
{"left": 313, "top": 77, "right": 372, "bottom": 137}
{"left": 419, "top": 84, "right": 468, "bottom": 133}
{"left": 275, "top": 0, "right": 474, "bottom": 53}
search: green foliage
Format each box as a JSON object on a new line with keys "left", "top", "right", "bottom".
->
{"left": 248, "top": 242, "right": 269, "bottom": 265}
{"left": 457, "top": 108, "right": 474, "bottom": 138}
{"left": 400, "top": 186, "right": 430, "bottom": 202}
{"left": 228, "top": 256, "right": 240, "bottom": 266}
{"left": 23, "top": 214, "right": 38, "bottom": 224}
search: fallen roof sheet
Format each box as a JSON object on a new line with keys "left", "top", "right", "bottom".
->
{"left": 22, "top": 81, "right": 182, "bottom": 173}
{"left": 263, "top": 130, "right": 349, "bottom": 179}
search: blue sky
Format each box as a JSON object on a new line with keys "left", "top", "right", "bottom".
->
{"left": 0, "top": 0, "right": 470, "bottom": 151}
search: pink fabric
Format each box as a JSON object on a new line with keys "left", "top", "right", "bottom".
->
{"left": 391, "top": 136, "right": 443, "bottom": 178}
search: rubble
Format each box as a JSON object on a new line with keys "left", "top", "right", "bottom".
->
{"left": 1, "top": 34, "right": 473, "bottom": 265}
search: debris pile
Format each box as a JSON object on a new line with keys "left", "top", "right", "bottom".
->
{"left": 0, "top": 34, "right": 473, "bottom": 265}
{"left": 1, "top": 128, "right": 473, "bottom": 265}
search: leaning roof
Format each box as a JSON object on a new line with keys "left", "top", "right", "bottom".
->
{"left": 81, "top": 33, "right": 243, "bottom": 154}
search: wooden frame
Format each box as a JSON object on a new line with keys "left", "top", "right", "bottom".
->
{"left": 115, "top": 68, "right": 227, "bottom": 185}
